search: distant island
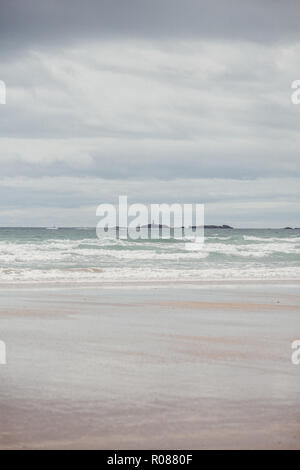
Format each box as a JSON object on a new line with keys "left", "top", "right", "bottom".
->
{"left": 186, "top": 224, "right": 233, "bottom": 229}
{"left": 141, "top": 224, "right": 234, "bottom": 229}
{"left": 139, "top": 224, "right": 234, "bottom": 229}
{"left": 202, "top": 225, "right": 233, "bottom": 229}
{"left": 114, "top": 224, "right": 234, "bottom": 229}
{"left": 140, "top": 223, "right": 169, "bottom": 229}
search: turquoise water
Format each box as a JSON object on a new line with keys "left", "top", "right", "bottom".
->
{"left": 0, "top": 228, "right": 299, "bottom": 283}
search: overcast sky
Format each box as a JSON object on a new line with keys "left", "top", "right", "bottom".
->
{"left": 0, "top": 0, "right": 299, "bottom": 227}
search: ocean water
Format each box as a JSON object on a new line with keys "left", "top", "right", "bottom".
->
{"left": 0, "top": 228, "right": 299, "bottom": 284}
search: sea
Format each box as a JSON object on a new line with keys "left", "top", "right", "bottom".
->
{"left": 0, "top": 227, "right": 299, "bottom": 284}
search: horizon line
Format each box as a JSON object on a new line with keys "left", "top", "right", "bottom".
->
{"left": 0, "top": 226, "right": 299, "bottom": 230}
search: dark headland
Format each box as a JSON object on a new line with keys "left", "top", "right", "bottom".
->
{"left": 114, "top": 224, "right": 234, "bottom": 229}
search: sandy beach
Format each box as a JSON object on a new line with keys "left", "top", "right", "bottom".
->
{"left": 0, "top": 281, "right": 299, "bottom": 450}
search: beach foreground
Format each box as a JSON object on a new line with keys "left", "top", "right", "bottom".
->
{"left": 0, "top": 282, "right": 299, "bottom": 450}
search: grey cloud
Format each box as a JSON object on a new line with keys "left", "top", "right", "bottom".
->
{"left": 0, "top": 41, "right": 299, "bottom": 183}
{"left": 1, "top": 134, "right": 300, "bottom": 180}
{"left": 1, "top": 0, "right": 300, "bottom": 57}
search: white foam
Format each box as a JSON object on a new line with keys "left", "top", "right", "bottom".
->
{"left": 243, "top": 235, "right": 300, "bottom": 242}
{"left": 0, "top": 266, "right": 299, "bottom": 283}
{"left": 0, "top": 233, "right": 299, "bottom": 284}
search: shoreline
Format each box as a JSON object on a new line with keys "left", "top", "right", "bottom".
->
{"left": 0, "top": 278, "right": 300, "bottom": 290}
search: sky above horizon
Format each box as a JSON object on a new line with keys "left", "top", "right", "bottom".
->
{"left": 0, "top": 0, "right": 300, "bottom": 228}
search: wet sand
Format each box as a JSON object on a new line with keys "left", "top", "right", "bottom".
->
{"left": 0, "top": 282, "right": 299, "bottom": 449}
